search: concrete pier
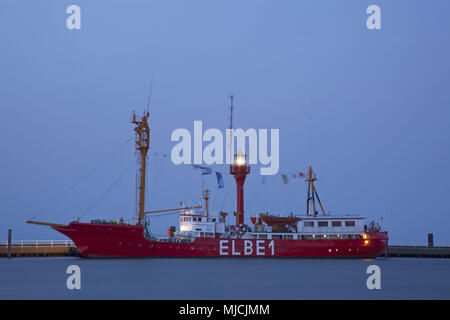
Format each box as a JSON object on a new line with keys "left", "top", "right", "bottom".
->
{"left": 0, "top": 240, "right": 77, "bottom": 257}
{"left": 382, "top": 245, "right": 450, "bottom": 258}
{"left": 7, "top": 229, "right": 12, "bottom": 259}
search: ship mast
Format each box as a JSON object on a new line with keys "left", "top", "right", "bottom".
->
{"left": 229, "top": 96, "right": 250, "bottom": 227}
{"left": 305, "top": 166, "right": 326, "bottom": 216}
{"left": 229, "top": 95, "right": 234, "bottom": 165}
{"left": 203, "top": 189, "right": 210, "bottom": 219}
{"left": 132, "top": 111, "right": 150, "bottom": 225}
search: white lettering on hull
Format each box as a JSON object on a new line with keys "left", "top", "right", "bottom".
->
{"left": 219, "top": 240, "right": 275, "bottom": 256}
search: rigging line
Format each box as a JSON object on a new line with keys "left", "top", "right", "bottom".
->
{"left": 147, "top": 151, "right": 162, "bottom": 209}
{"left": 31, "top": 136, "right": 134, "bottom": 220}
{"left": 291, "top": 179, "right": 297, "bottom": 214}
{"left": 146, "top": 146, "right": 196, "bottom": 205}
{"left": 247, "top": 181, "right": 268, "bottom": 214}
{"left": 217, "top": 94, "right": 234, "bottom": 198}
{"left": 80, "top": 161, "right": 136, "bottom": 218}
{"left": 219, "top": 176, "right": 232, "bottom": 211}
{"left": 156, "top": 163, "right": 196, "bottom": 203}
{"left": 135, "top": 154, "right": 139, "bottom": 220}
{"left": 146, "top": 82, "right": 153, "bottom": 113}
{"left": 145, "top": 153, "right": 150, "bottom": 210}
{"left": 275, "top": 175, "right": 282, "bottom": 212}
{"left": 307, "top": 114, "right": 312, "bottom": 166}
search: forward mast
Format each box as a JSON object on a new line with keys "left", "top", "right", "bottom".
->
{"left": 132, "top": 111, "right": 150, "bottom": 225}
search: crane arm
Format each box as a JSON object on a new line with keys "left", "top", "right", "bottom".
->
{"left": 144, "top": 205, "right": 201, "bottom": 215}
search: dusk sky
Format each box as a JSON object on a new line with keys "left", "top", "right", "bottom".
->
{"left": 1, "top": 0, "right": 450, "bottom": 245}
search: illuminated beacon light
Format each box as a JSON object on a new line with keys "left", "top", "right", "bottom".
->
{"left": 235, "top": 155, "right": 246, "bottom": 166}
{"left": 364, "top": 240, "right": 370, "bottom": 246}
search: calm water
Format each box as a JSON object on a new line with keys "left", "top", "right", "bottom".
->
{"left": 0, "top": 257, "right": 449, "bottom": 299}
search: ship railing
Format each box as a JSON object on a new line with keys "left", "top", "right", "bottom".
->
{"left": 151, "top": 234, "right": 194, "bottom": 243}
{"left": 0, "top": 240, "right": 74, "bottom": 247}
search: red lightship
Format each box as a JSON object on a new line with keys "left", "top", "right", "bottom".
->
{"left": 28, "top": 109, "right": 388, "bottom": 258}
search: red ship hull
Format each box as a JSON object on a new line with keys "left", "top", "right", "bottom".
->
{"left": 54, "top": 222, "right": 388, "bottom": 258}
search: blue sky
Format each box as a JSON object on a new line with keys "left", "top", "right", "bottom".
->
{"left": 1, "top": 0, "right": 450, "bottom": 245}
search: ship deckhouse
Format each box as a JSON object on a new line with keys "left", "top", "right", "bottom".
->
{"left": 297, "top": 216, "right": 365, "bottom": 235}
{"left": 247, "top": 214, "right": 368, "bottom": 240}
{"left": 178, "top": 209, "right": 225, "bottom": 238}
{"left": 177, "top": 190, "right": 226, "bottom": 238}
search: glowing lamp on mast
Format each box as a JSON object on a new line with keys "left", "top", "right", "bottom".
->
{"left": 234, "top": 154, "right": 247, "bottom": 166}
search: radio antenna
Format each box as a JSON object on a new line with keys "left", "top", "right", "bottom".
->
{"left": 229, "top": 95, "right": 234, "bottom": 164}
{"left": 146, "top": 83, "right": 153, "bottom": 113}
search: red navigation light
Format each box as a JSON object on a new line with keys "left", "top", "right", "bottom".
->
{"left": 364, "top": 240, "right": 370, "bottom": 246}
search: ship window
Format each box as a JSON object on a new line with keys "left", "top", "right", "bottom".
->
{"left": 345, "top": 221, "right": 356, "bottom": 227}
{"left": 332, "top": 221, "right": 342, "bottom": 227}
{"left": 318, "top": 221, "right": 328, "bottom": 227}
{"left": 304, "top": 221, "right": 314, "bottom": 227}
